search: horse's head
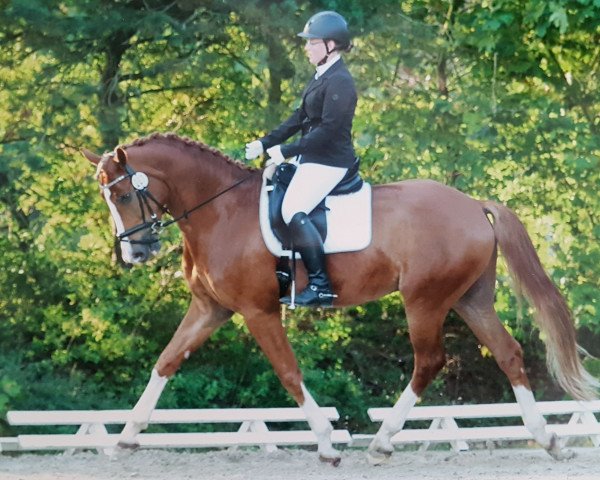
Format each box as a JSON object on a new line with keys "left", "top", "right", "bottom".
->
{"left": 82, "top": 147, "right": 165, "bottom": 265}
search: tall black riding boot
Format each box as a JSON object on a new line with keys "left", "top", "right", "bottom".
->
{"left": 280, "top": 212, "right": 337, "bottom": 308}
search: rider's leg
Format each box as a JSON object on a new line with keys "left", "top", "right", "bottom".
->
{"left": 281, "top": 162, "right": 347, "bottom": 225}
{"left": 280, "top": 162, "right": 346, "bottom": 307}
{"left": 280, "top": 212, "right": 335, "bottom": 306}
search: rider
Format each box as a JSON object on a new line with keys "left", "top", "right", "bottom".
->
{"left": 245, "top": 11, "right": 358, "bottom": 308}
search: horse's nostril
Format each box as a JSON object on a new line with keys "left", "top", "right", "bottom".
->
{"left": 150, "top": 240, "right": 161, "bottom": 255}
{"left": 132, "top": 251, "right": 148, "bottom": 263}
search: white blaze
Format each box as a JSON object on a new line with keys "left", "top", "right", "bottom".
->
{"left": 103, "top": 187, "right": 134, "bottom": 264}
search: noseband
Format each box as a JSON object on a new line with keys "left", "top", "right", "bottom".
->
{"left": 100, "top": 161, "right": 251, "bottom": 245}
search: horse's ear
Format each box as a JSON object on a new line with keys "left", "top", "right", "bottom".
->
{"left": 81, "top": 148, "right": 102, "bottom": 166}
{"left": 115, "top": 147, "right": 128, "bottom": 165}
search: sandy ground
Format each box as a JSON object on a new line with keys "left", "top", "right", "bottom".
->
{"left": 1, "top": 446, "right": 599, "bottom": 480}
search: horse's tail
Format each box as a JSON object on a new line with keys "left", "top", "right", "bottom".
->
{"left": 483, "top": 201, "right": 599, "bottom": 401}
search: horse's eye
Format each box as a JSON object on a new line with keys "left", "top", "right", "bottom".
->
{"left": 118, "top": 192, "right": 132, "bottom": 204}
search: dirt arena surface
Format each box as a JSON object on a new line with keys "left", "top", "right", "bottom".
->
{"left": 1, "top": 446, "right": 598, "bottom": 480}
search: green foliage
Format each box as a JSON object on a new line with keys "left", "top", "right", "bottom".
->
{"left": 0, "top": 0, "right": 598, "bottom": 434}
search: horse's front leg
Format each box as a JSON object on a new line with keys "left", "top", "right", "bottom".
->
{"left": 117, "top": 368, "right": 168, "bottom": 448}
{"left": 117, "top": 294, "right": 231, "bottom": 449}
{"left": 245, "top": 311, "right": 341, "bottom": 466}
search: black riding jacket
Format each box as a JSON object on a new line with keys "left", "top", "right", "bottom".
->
{"left": 260, "top": 59, "right": 357, "bottom": 169}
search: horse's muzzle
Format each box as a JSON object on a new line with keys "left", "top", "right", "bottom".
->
{"left": 130, "top": 237, "right": 161, "bottom": 264}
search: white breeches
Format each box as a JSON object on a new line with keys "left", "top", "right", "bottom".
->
{"left": 281, "top": 162, "right": 347, "bottom": 225}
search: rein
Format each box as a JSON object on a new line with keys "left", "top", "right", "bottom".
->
{"left": 102, "top": 163, "right": 251, "bottom": 244}
{"left": 160, "top": 176, "right": 250, "bottom": 228}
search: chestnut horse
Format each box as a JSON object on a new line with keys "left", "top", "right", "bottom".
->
{"left": 82, "top": 133, "right": 597, "bottom": 465}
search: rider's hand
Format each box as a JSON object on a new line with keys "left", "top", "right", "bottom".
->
{"left": 245, "top": 140, "right": 264, "bottom": 160}
{"left": 266, "top": 145, "right": 285, "bottom": 166}
{"left": 263, "top": 162, "right": 277, "bottom": 181}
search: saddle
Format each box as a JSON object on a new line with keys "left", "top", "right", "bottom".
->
{"left": 262, "top": 159, "right": 371, "bottom": 297}
{"left": 268, "top": 160, "right": 363, "bottom": 249}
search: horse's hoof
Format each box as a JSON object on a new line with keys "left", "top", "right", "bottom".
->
{"left": 548, "top": 447, "right": 576, "bottom": 461}
{"left": 319, "top": 454, "right": 341, "bottom": 467}
{"left": 107, "top": 441, "right": 139, "bottom": 459}
{"left": 116, "top": 440, "right": 140, "bottom": 451}
{"left": 366, "top": 448, "right": 392, "bottom": 466}
{"left": 546, "top": 433, "right": 575, "bottom": 461}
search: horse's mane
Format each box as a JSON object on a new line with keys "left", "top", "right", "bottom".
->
{"left": 121, "top": 132, "right": 254, "bottom": 172}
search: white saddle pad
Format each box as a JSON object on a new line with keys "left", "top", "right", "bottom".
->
{"left": 259, "top": 175, "right": 372, "bottom": 257}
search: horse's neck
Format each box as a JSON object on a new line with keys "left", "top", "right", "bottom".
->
{"left": 136, "top": 142, "right": 257, "bottom": 230}
{"left": 142, "top": 141, "right": 243, "bottom": 195}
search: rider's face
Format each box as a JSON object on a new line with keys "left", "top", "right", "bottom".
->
{"left": 304, "top": 39, "right": 333, "bottom": 65}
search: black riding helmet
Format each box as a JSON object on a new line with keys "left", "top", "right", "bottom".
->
{"left": 297, "top": 11, "right": 352, "bottom": 52}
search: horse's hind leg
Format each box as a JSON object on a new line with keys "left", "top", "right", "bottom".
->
{"left": 453, "top": 258, "right": 574, "bottom": 460}
{"left": 368, "top": 304, "right": 448, "bottom": 465}
{"left": 117, "top": 294, "right": 231, "bottom": 449}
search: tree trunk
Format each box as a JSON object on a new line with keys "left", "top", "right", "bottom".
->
{"left": 265, "top": 36, "right": 295, "bottom": 123}
{"left": 97, "top": 30, "right": 135, "bottom": 266}
{"left": 98, "top": 31, "right": 134, "bottom": 149}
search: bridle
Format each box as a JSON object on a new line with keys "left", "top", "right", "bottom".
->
{"left": 100, "top": 161, "right": 251, "bottom": 245}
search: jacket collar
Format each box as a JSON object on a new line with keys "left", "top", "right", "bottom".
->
{"left": 302, "top": 58, "right": 346, "bottom": 98}
{"left": 315, "top": 54, "right": 341, "bottom": 79}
